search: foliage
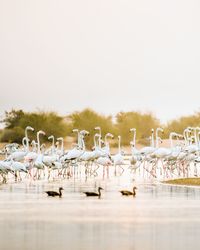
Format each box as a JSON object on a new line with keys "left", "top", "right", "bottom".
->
{"left": 3, "top": 108, "right": 199, "bottom": 147}
{"left": 0, "top": 110, "right": 69, "bottom": 143}
{"left": 68, "top": 108, "right": 115, "bottom": 148}
{"left": 115, "top": 111, "right": 161, "bottom": 145}
{"left": 164, "top": 112, "right": 200, "bottom": 136}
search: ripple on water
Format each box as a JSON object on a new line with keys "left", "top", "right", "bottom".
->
{"left": 1, "top": 170, "right": 200, "bottom": 250}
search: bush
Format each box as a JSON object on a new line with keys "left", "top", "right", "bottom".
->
{"left": 164, "top": 111, "right": 200, "bottom": 137}
{"left": 115, "top": 111, "right": 161, "bottom": 145}
{"left": 1, "top": 110, "right": 70, "bottom": 143}
{"left": 68, "top": 108, "right": 116, "bottom": 148}
{"left": 0, "top": 108, "right": 164, "bottom": 147}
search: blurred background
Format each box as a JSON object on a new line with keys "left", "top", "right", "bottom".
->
{"left": 1, "top": 0, "right": 200, "bottom": 149}
{"left": 1, "top": 108, "right": 200, "bottom": 150}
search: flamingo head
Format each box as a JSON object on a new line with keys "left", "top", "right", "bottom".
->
{"left": 26, "top": 126, "right": 34, "bottom": 132}
{"left": 48, "top": 135, "right": 54, "bottom": 140}
{"left": 38, "top": 130, "right": 45, "bottom": 136}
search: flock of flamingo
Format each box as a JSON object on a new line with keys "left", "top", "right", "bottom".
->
{"left": 0, "top": 125, "right": 200, "bottom": 184}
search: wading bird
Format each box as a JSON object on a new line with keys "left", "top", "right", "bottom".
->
{"left": 45, "top": 187, "right": 64, "bottom": 197}
{"left": 120, "top": 186, "right": 137, "bottom": 196}
{"left": 83, "top": 187, "right": 103, "bottom": 198}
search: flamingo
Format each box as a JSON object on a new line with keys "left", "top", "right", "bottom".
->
{"left": 94, "top": 126, "right": 102, "bottom": 147}
{"left": 102, "top": 133, "right": 114, "bottom": 155}
{"left": 10, "top": 159, "right": 29, "bottom": 181}
{"left": 33, "top": 130, "right": 46, "bottom": 179}
{"left": 112, "top": 136, "right": 125, "bottom": 175}
{"left": 140, "top": 129, "right": 156, "bottom": 155}
{"left": 129, "top": 128, "right": 142, "bottom": 172}
{"left": 7, "top": 140, "right": 27, "bottom": 161}
{"left": 184, "top": 127, "right": 199, "bottom": 153}
{"left": 47, "top": 135, "right": 55, "bottom": 154}
{"left": 25, "top": 126, "right": 34, "bottom": 151}
{"left": 56, "top": 137, "right": 64, "bottom": 155}
{"left": 0, "top": 160, "right": 14, "bottom": 183}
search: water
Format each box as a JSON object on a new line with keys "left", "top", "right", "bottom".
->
{"left": 1, "top": 168, "right": 200, "bottom": 250}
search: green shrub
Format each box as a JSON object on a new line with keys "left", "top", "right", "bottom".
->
{"left": 115, "top": 111, "right": 161, "bottom": 145}
{"left": 1, "top": 110, "right": 70, "bottom": 143}
{"left": 68, "top": 108, "right": 115, "bottom": 148}
{"left": 164, "top": 111, "right": 200, "bottom": 137}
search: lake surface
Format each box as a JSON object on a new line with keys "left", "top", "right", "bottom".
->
{"left": 1, "top": 167, "right": 200, "bottom": 250}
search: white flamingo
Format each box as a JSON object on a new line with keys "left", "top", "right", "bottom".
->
{"left": 25, "top": 126, "right": 34, "bottom": 151}
{"left": 56, "top": 137, "right": 64, "bottom": 155}
{"left": 34, "top": 131, "right": 46, "bottom": 178}
{"left": 112, "top": 136, "right": 125, "bottom": 175}
{"left": 129, "top": 128, "right": 142, "bottom": 172}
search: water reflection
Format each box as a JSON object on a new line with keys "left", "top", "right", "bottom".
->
{"left": 0, "top": 169, "right": 200, "bottom": 250}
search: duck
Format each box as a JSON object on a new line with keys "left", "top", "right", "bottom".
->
{"left": 83, "top": 187, "right": 103, "bottom": 197}
{"left": 45, "top": 187, "right": 64, "bottom": 197}
{"left": 120, "top": 186, "right": 137, "bottom": 196}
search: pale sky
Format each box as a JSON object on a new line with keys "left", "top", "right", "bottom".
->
{"left": 0, "top": 0, "right": 200, "bottom": 124}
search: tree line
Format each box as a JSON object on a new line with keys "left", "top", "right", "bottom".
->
{"left": 0, "top": 108, "right": 200, "bottom": 148}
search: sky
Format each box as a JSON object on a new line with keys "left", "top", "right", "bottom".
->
{"left": 0, "top": 0, "right": 200, "bottom": 124}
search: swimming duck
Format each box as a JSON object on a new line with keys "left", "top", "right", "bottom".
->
{"left": 120, "top": 186, "right": 137, "bottom": 196}
{"left": 84, "top": 187, "right": 103, "bottom": 197}
{"left": 45, "top": 187, "right": 64, "bottom": 197}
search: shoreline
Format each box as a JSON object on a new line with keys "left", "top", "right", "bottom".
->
{"left": 161, "top": 178, "right": 200, "bottom": 187}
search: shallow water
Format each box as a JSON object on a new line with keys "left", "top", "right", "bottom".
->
{"left": 1, "top": 168, "right": 200, "bottom": 250}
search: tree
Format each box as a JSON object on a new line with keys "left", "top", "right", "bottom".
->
{"left": 115, "top": 111, "right": 161, "bottom": 145}
{"left": 165, "top": 112, "right": 200, "bottom": 136}
{"left": 68, "top": 108, "right": 115, "bottom": 148}
{"left": 0, "top": 110, "right": 69, "bottom": 143}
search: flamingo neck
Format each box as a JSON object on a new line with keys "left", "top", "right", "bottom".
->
{"left": 194, "top": 129, "right": 198, "bottom": 146}
{"left": 81, "top": 136, "right": 85, "bottom": 151}
{"left": 151, "top": 131, "right": 155, "bottom": 148}
{"left": 155, "top": 129, "right": 162, "bottom": 148}
{"left": 183, "top": 130, "right": 188, "bottom": 146}
{"left": 118, "top": 137, "right": 121, "bottom": 153}
{"left": 25, "top": 130, "right": 30, "bottom": 151}
{"left": 61, "top": 140, "right": 64, "bottom": 154}
{"left": 93, "top": 136, "right": 97, "bottom": 149}
{"left": 98, "top": 136, "right": 101, "bottom": 149}
{"left": 37, "top": 134, "right": 41, "bottom": 154}
{"left": 133, "top": 130, "right": 136, "bottom": 146}
{"left": 169, "top": 133, "right": 174, "bottom": 148}
{"left": 52, "top": 138, "right": 55, "bottom": 153}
